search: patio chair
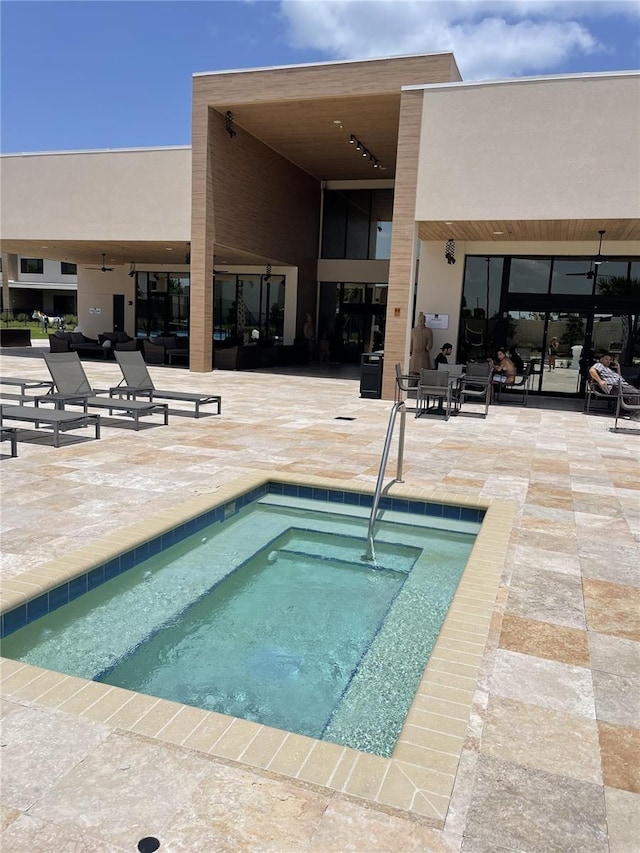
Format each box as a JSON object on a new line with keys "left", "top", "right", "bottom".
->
{"left": 416, "top": 368, "right": 453, "bottom": 421}
{"left": 584, "top": 379, "right": 615, "bottom": 415}
{"left": 111, "top": 350, "right": 221, "bottom": 416}
{"left": 457, "top": 362, "right": 492, "bottom": 419}
{"left": 494, "top": 360, "right": 535, "bottom": 406}
{"left": 394, "top": 363, "right": 419, "bottom": 410}
{"left": 41, "top": 352, "right": 169, "bottom": 430}
{"left": 613, "top": 385, "right": 640, "bottom": 431}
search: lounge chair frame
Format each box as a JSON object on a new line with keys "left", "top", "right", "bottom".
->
{"left": 0, "top": 405, "right": 100, "bottom": 447}
{"left": 110, "top": 351, "right": 221, "bottom": 417}
{"left": 1, "top": 426, "right": 18, "bottom": 456}
{"left": 42, "top": 353, "right": 169, "bottom": 430}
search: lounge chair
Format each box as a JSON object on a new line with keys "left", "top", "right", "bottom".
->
{"left": 0, "top": 404, "right": 100, "bottom": 447}
{"left": 41, "top": 352, "right": 169, "bottom": 430}
{"left": 111, "top": 350, "right": 221, "bottom": 417}
{"left": 1, "top": 426, "right": 18, "bottom": 456}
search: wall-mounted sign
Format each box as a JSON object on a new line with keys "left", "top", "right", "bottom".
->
{"left": 425, "top": 313, "right": 448, "bottom": 330}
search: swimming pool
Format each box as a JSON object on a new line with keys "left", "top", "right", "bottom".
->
{"left": 1, "top": 473, "right": 512, "bottom": 823}
{"left": 2, "top": 488, "right": 477, "bottom": 757}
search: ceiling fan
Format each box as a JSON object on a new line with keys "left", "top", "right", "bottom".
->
{"left": 565, "top": 230, "right": 606, "bottom": 279}
{"left": 87, "top": 253, "right": 114, "bottom": 273}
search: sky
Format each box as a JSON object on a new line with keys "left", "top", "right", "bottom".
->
{"left": 1, "top": 0, "right": 638, "bottom": 153}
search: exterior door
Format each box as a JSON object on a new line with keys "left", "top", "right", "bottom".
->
{"left": 506, "top": 310, "right": 591, "bottom": 396}
{"left": 113, "top": 294, "right": 125, "bottom": 332}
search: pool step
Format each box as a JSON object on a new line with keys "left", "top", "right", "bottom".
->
{"left": 275, "top": 528, "right": 418, "bottom": 575}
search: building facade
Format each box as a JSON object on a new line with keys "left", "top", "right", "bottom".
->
{"left": 1, "top": 54, "right": 638, "bottom": 397}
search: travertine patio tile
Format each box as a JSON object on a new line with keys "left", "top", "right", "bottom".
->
{"left": 592, "top": 669, "right": 640, "bottom": 728}
{"left": 0, "top": 704, "right": 110, "bottom": 811}
{"left": 164, "top": 763, "right": 330, "bottom": 852}
{"left": 309, "top": 797, "right": 459, "bottom": 851}
{"left": 506, "top": 566, "right": 586, "bottom": 629}
{"left": 464, "top": 754, "right": 607, "bottom": 852}
{"left": 588, "top": 632, "right": 640, "bottom": 678}
{"left": 0, "top": 803, "right": 22, "bottom": 833}
{"left": 604, "top": 787, "right": 640, "bottom": 853}
{"left": 583, "top": 578, "right": 640, "bottom": 641}
{"left": 489, "top": 649, "right": 595, "bottom": 718}
{"left": 481, "top": 695, "right": 602, "bottom": 784}
{"left": 498, "top": 614, "right": 590, "bottom": 666}
{"left": 598, "top": 722, "right": 640, "bottom": 794}
{"left": 0, "top": 814, "right": 117, "bottom": 852}
{"left": 27, "top": 731, "right": 212, "bottom": 850}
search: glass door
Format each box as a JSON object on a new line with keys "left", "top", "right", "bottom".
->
{"left": 506, "top": 310, "right": 591, "bottom": 395}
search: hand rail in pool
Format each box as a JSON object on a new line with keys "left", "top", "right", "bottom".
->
{"left": 365, "top": 401, "right": 406, "bottom": 562}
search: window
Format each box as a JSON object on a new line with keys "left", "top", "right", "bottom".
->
{"left": 20, "top": 258, "right": 43, "bottom": 274}
{"left": 321, "top": 188, "right": 394, "bottom": 259}
{"left": 60, "top": 262, "right": 77, "bottom": 275}
{"left": 508, "top": 258, "right": 551, "bottom": 293}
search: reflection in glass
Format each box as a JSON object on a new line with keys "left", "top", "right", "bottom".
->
{"left": 551, "top": 260, "right": 594, "bottom": 295}
{"left": 321, "top": 189, "right": 393, "bottom": 259}
{"left": 459, "top": 256, "right": 503, "bottom": 359}
{"left": 509, "top": 258, "right": 551, "bottom": 293}
{"left": 595, "top": 261, "right": 635, "bottom": 295}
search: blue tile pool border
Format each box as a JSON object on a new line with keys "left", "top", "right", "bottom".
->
{"left": 1, "top": 481, "right": 485, "bottom": 639}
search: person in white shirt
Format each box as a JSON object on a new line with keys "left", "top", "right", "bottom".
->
{"left": 589, "top": 352, "right": 640, "bottom": 418}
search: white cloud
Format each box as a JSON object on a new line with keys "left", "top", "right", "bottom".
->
{"left": 279, "top": 0, "right": 636, "bottom": 80}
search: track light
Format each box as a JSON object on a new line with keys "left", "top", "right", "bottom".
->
{"left": 347, "top": 134, "right": 382, "bottom": 170}
{"left": 445, "top": 239, "right": 456, "bottom": 265}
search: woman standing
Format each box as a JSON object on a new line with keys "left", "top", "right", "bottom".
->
{"left": 548, "top": 337, "right": 560, "bottom": 371}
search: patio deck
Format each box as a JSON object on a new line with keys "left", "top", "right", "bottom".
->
{"left": 1, "top": 344, "right": 638, "bottom": 852}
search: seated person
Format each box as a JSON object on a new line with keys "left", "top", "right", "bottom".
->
{"left": 509, "top": 347, "right": 525, "bottom": 375}
{"left": 434, "top": 343, "right": 453, "bottom": 368}
{"left": 489, "top": 349, "right": 517, "bottom": 385}
{"left": 589, "top": 352, "right": 640, "bottom": 417}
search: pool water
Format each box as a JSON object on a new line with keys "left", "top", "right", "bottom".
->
{"left": 2, "top": 496, "right": 476, "bottom": 756}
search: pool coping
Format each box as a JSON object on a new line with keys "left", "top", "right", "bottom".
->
{"left": 0, "top": 471, "right": 514, "bottom": 828}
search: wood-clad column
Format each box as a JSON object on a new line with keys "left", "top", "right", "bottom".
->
{"left": 382, "top": 89, "right": 424, "bottom": 400}
{"left": 189, "top": 103, "right": 215, "bottom": 372}
{"left": 1, "top": 253, "right": 18, "bottom": 315}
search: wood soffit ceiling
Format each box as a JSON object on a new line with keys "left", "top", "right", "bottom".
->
{"left": 0, "top": 241, "right": 274, "bottom": 268}
{"left": 217, "top": 94, "right": 402, "bottom": 181}
{"left": 418, "top": 219, "right": 640, "bottom": 243}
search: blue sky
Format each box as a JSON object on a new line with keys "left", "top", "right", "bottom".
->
{"left": 1, "top": 1, "right": 638, "bottom": 153}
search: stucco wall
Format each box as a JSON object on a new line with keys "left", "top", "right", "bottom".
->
{"left": 415, "top": 74, "right": 640, "bottom": 222}
{"left": 1, "top": 148, "right": 191, "bottom": 241}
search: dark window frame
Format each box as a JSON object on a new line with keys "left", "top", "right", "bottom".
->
{"left": 20, "top": 258, "right": 44, "bottom": 275}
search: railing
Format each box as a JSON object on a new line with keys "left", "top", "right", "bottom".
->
{"left": 364, "top": 401, "right": 406, "bottom": 562}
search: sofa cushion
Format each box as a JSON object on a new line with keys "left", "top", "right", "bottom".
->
{"left": 70, "top": 333, "right": 86, "bottom": 344}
